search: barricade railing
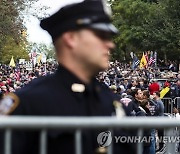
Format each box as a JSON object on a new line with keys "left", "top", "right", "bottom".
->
{"left": 162, "top": 97, "right": 180, "bottom": 114}
{"left": 174, "top": 97, "right": 180, "bottom": 109}
{"left": 162, "top": 97, "right": 173, "bottom": 113}
{"left": 0, "top": 116, "right": 180, "bottom": 154}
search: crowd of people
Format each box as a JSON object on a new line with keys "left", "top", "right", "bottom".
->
{"left": 1, "top": 60, "right": 180, "bottom": 153}
{"left": 97, "top": 61, "right": 180, "bottom": 98}
{"left": 96, "top": 61, "right": 180, "bottom": 153}
{"left": 1, "top": 61, "right": 180, "bottom": 99}
{"left": 0, "top": 63, "right": 57, "bottom": 97}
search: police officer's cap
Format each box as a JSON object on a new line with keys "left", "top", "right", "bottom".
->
{"left": 40, "top": 0, "right": 118, "bottom": 41}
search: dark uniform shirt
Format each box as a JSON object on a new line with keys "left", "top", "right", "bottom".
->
{"left": 0, "top": 65, "right": 131, "bottom": 154}
{"left": 13, "top": 65, "right": 116, "bottom": 117}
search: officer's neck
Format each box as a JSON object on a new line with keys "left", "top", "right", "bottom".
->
{"left": 59, "top": 62, "right": 95, "bottom": 84}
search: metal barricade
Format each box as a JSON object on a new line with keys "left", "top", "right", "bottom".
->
{"left": 0, "top": 116, "right": 180, "bottom": 154}
{"left": 162, "top": 97, "right": 173, "bottom": 113}
{"left": 173, "top": 97, "right": 180, "bottom": 109}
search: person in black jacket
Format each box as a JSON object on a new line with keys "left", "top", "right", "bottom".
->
{"left": 130, "top": 89, "right": 152, "bottom": 154}
{"left": 170, "top": 79, "right": 180, "bottom": 98}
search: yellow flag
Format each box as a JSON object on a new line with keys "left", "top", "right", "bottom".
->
{"left": 9, "top": 56, "right": 16, "bottom": 67}
{"left": 37, "top": 54, "right": 42, "bottom": 64}
{"left": 140, "top": 52, "right": 147, "bottom": 69}
{"left": 160, "top": 87, "right": 170, "bottom": 99}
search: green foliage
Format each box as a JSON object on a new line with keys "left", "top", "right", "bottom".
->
{"left": 0, "top": 36, "right": 29, "bottom": 64}
{"left": 0, "top": 0, "right": 41, "bottom": 64}
{"left": 111, "top": 0, "right": 180, "bottom": 61}
{"left": 0, "top": 0, "right": 34, "bottom": 44}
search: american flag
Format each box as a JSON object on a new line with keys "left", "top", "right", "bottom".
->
{"left": 29, "top": 51, "right": 37, "bottom": 60}
{"left": 32, "top": 51, "right": 37, "bottom": 57}
{"left": 148, "top": 51, "right": 154, "bottom": 66}
{"left": 152, "top": 51, "right": 157, "bottom": 66}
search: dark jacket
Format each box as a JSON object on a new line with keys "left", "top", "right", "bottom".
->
{"left": 0, "top": 65, "right": 134, "bottom": 154}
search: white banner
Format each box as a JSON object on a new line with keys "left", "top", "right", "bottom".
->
{"left": 25, "top": 61, "right": 33, "bottom": 71}
{"left": 19, "top": 59, "right": 25, "bottom": 64}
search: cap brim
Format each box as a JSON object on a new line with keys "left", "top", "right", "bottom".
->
{"left": 88, "top": 23, "right": 119, "bottom": 35}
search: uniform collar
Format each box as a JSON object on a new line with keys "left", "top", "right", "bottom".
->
{"left": 56, "top": 64, "right": 85, "bottom": 88}
{"left": 55, "top": 64, "right": 99, "bottom": 95}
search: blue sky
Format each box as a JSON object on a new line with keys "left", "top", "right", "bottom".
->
{"left": 26, "top": 0, "right": 83, "bottom": 44}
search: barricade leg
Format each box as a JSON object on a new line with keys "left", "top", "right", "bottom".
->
{"left": 75, "top": 129, "right": 82, "bottom": 154}
{"left": 40, "top": 129, "right": 47, "bottom": 154}
{"left": 4, "top": 128, "right": 11, "bottom": 154}
{"left": 165, "top": 128, "right": 176, "bottom": 154}
{"left": 137, "top": 128, "right": 143, "bottom": 154}
{"left": 107, "top": 129, "right": 113, "bottom": 154}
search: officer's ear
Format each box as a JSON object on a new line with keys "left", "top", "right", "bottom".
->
{"left": 61, "top": 31, "right": 79, "bottom": 49}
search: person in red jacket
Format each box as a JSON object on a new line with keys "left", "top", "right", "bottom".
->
{"left": 149, "top": 79, "right": 160, "bottom": 95}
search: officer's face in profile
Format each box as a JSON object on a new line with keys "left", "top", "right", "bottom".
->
{"left": 72, "top": 28, "right": 115, "bottom": 72}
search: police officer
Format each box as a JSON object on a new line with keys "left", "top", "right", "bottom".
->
{"left": 0, "top": 0, "right": 134, "bottom": 154}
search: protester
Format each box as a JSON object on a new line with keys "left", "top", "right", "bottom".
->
{"left": 149, "top": 79, "right": 160, "bottom": 95}
{"left": 153, "top": 91, "right": 165, "bottom": 153}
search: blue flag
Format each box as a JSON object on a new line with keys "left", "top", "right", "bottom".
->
{"left": 132, "top": 54, "right": 140, "bottom": 70}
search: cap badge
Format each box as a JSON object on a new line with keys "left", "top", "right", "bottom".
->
{"left": 76, "top": 18, "right": 91, "bottom": 25}
{"left": 102, "top": 0, "right": 112, "bottom": 17}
